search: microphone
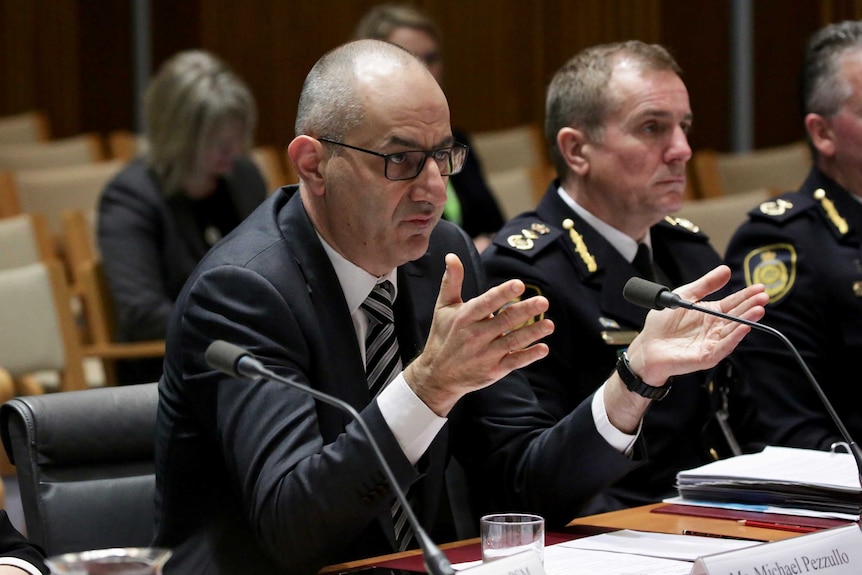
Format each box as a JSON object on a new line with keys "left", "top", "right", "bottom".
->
{"left": 623, "top": 276, "right": 862, "bottom": 485}
{"left": 205, "top": 340, "right": 456, "bottom": 575}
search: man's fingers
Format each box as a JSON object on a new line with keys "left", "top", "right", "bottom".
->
{"left": 435, "top": 253, "right": 465, "bottom": 309}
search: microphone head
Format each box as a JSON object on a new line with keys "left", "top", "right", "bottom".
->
{"left": 623, "top": 276, "right": 674, "bottom": 310}
{"left": 205, "top": 340, "right": 249, "bottom": 377}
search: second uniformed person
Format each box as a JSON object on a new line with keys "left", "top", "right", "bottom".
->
{"left": 725, "top": 21, "right": 862, "bottom": 451}
{"left": 482, "top": 40, "right": 764, "bottom": 516}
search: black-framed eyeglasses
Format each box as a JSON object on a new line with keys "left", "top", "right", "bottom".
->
{"left": 317, "top": 137, "right": 469, "bottom": 181}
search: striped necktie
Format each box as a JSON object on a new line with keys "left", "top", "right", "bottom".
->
{"left": 361, "top": 281, "right": 414, "bottom": 550}
{"left": 362, "top": 281, "right": 402, "bottom": 397}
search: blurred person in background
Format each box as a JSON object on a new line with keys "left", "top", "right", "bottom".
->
{"left": 98, "top": 50, "right": 268, "bottom": 385}
{"left": 354, "top": 3, "right": 505, "bottom": 252}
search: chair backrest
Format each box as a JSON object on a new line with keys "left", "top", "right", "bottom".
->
{"left": 107, "top": 130, "right": 147, "bottom": 161}
{"left": 673, "top": 188, "right": 773, "bottom": 256}
{"left": 691, "top": 141, "right": 811, "bottom": 199}
{"left": 0, "top": 111, "right": 51, "bottom": 145}
{"left": 0, "top": 261, "right": 88, "bottom": 392}
{"left": 0, "top": 133, "right": 106, "bottom": 170}
{"left": 470, "top": 123, "right": 548, "bottom": 176}
{"left": 251, "top": 145, "right": 291, "bottom": 192}
{"left": 0, "top": 213, "right": 55, "bottom": 270}
{"left": 0, "top": 160, "right": 125, "bottom": 233}
{"left": 58, "top": 210, "right": 165, "bottom": 386}
{"left": 0, "top": 382, "right": 158, "bottom": 555}
{"left": 485, "top": 164, "right": 548, "bottom": 220}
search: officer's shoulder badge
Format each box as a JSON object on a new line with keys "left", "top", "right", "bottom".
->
{"left": 496, "top": 220, "right": 561, "bottom": 258}
{"left": 663, "top": 215, "right": 706, "bottom": 236}
{"left": 742, "top": 243, "right": 796, "bottom": 304}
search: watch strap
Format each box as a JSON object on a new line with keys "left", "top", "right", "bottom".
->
{"left": 615, "top": 351, "right": 671, "bottom": 401}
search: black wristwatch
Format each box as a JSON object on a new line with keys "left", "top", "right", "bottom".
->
{"left": 615, "top": 351, "right": 672, "bottom": 401}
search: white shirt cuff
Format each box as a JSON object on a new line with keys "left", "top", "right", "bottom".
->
{"left": 592, "top": 382, "right": 640, "bottom": 456}
{"left": 377, "top": 373, "right": 446, "bottom": 464}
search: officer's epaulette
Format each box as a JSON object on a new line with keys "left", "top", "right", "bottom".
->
{"left": 746, "top": 193, "right": 809, "bottom": 224}
{"left": 748, "top": 189, "right": 849, "bottom": 237}
{"left": 494, "top": 219, "right": 562, "bottom": 259}
{"left": 661, "top": 215, "right": 709, "bottom": 237}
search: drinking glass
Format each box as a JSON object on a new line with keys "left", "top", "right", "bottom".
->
{"left": 480, "top": 513, "right": 544, "bottom": 564}
{"left": 46, "top": 547, "right": 172, "bottom": 575}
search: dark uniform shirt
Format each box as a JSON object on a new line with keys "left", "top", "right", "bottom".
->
{"left": 725, "top": 167, "right": 862, "bottom": 450}
{"left": 481, "top": 182, "right": 762, "bottom": 515}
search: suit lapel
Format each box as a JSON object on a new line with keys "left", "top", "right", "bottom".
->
{"left": 279, "top": 193, "right": 369, "bottom": 413}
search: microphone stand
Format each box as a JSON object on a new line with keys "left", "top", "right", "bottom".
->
{"left": 658, "top": 290, "right": 862, "bottom": 486}
{"left": 206, "top": 341, "right": 455, "bottom": 575}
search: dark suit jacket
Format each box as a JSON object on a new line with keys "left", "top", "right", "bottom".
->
{"left": 482, "top": 182, "right": 755, "bottom": 514}
{"left": 0, "top": 510, "right": 48, "bottom": 574}
{"left": 98, "top": 156, "right": 267, "bottom": 383}
{"left": 154, "top": 185, "right": 644, "bottom": 575}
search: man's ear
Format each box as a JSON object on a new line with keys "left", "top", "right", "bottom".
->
{"left": 805, "top": 113, "right": 835, "bottom": 158}
{"left": 288, "top": 135, "right": 326, "bottom": 194}
{"left": 557, "top": 127, "right": 590, "bottom": 176}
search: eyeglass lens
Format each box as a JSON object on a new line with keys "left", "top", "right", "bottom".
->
{"left": 386, "top": 147, "right": 468, "bottom": 180}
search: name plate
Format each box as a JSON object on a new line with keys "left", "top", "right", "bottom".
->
{"left": 461, "top": 550, "right": 546, "bottom": 575}
{"left": 691, "top": 524, "right": 862, "bottom": 575}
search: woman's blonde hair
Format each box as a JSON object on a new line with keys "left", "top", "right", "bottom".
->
{"left": 144, "top": 50, "right": 256, "bottom": 195}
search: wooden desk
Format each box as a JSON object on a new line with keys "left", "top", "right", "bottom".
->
{"left": 320, "top": 502, "right": 822, "bottom": 573}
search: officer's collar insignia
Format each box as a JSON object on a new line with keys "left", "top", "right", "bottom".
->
{"left": 742, "top": 243, "right": 796, "bottom": 304}
{"left": 506, "top": 222, "right": 551, "bottom": 251}
{"left": 562, "top": 218, "right": 598, "bottom": 272}
{"left": 665, "top": 215, "right": 700, "bottom": 233}
{"left": 758, "top": 198, "right": 794, "bottom": 216}
{"left": 814, "top": 188, "right": 849, "bottom": 235}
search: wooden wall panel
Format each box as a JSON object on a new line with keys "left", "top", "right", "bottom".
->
{"left": 2, "top": 0, "right": 860, "bottom": 153}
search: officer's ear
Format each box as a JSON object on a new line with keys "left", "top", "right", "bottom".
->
{"left": 805, "top": 113, "right": 835, "bottom": 158}
{"left": 557, "top": 127, "right": 590, "bottom": 177}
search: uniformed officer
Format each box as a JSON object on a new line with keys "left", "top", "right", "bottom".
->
{"left": 482, "top": 40, "right": 764, "bottom": 516}
{"left": 724, "top": 20, "right": 862, "bottom": 451}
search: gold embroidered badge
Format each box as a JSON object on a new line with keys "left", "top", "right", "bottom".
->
{"left": 743, "top": 244, "right": 796, "bottom": 304}
{"left": 562, "top": 218, "right": 597, "bottom": 272}
{"left": 814, "top": 188, "right": 849, "bottom": 235}
{"left": 759, "top": 198, "right": 794, "bottom": 216}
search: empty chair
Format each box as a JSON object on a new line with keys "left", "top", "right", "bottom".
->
{"left": 251, "top": 145, "right": 292, "bottom": 191}
{"left": 0, "top": 382, "right": 158, "bottom": 555}
{"left": 691, "top": 141, "right": 811, "bottom": 199}
{"left": 470, "top": 122, "right": 549, "bottom": 176}
{"left": 673, "top": 188, "right": 773, "bottom": 256}
{"left": 0, "top": 213, "right": 55, "bottom": 270}
{"left": 107, "top": 129, "right": 147, "bottom": 161}
{"left": 485, "top": 164, "right": 548, "bottom": 220}
{"left": 0, "top": 133, "right": 106, "bottom": 170}
{"left": 0, "top": 160, "right": 126, "bottom": 233}
{"left": 0, "top": 111, "right": 51, "bottom": 144}
{"left": 0, "top": 261, "right": 89, "bottom": 394}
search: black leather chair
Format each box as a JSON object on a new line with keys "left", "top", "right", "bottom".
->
{"left": 0, "top": 382, "right": 158, "bottom": 556}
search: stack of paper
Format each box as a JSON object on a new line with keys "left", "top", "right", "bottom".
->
{"left": 676, "top": 446, "right": 862, "bottom": 516}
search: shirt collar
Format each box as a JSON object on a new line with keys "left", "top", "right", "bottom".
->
{"left": 556, "top": 185, "right": 651, "bottom": 263}
{"left": 316, "top": 232, "right": 398, "bottom": 314}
